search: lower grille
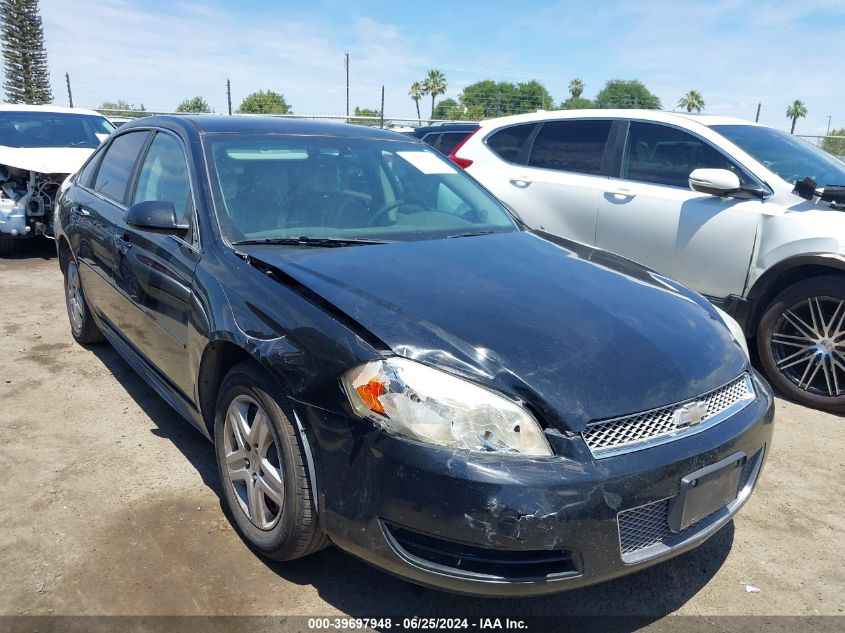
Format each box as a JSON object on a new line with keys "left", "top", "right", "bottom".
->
{"left": 617, "top": 448, "right": 762, "bottom": 562}
{"left": 384, "top": 523, "right": 578, "bottom": 580}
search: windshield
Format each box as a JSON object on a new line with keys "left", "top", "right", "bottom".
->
{"left": 205, "top": 134, "right": 517, "bottom": 244}
{"left": 713, "top": 124, "right": 845, "bottom": 187}
{"left": 0, "top": 111, "right": 114, "bottom": 149}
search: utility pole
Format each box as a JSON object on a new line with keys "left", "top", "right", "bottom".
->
{"left": 826, "top": 115, "right": 832, "bottom": 136}
{"left": 345, "top": 52, "right": 350, "bottom": 122}
{"left": 495, "top": 91, "right": 501, "bottom": 116}
{"left": 755, "top": 103, "right": 761, "bottom": 122}
{"left": 380, "top": 85, "right": 385, "bottom": 129}
{"left": 227, "top": 79, "right": 232, "bottom": 115}
{"left": 65, "top": 73, "right": 73, "bottom": 108}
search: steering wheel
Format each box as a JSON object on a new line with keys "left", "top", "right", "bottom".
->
{"left": 367, "top": 199, "right": 424, "bottom": 227}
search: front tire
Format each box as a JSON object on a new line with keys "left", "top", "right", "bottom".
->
{"left": 63, "top": 256, "right": 104, "bottom": 344}
{"left": 214, "top": 361, "right": 328, "bottom": 560}
{"left": 757, "top": 276, "right": 845, "bottom": 413}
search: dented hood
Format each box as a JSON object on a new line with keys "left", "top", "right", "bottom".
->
{"left": 0, "top": 146, "right": 93, "bottom": 174}
{"left": 239, "top": 231, "right": 747, "bottom": 431}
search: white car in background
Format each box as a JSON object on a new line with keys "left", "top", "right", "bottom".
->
{"left": 0, "top": 104, "right": 114, "bottom": 254}
{"left": 450, "top": 110, "right": 845, "bottom": 412}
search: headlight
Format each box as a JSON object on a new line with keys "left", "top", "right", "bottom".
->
{"left": 341, "top": 358, "right": 552, "bottom": 456}
{"left": 714, "top": 307, "right": 749, "bottom": 359}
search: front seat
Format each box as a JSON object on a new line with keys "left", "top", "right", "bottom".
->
{"left": 231, "top": 161, "right": 290, "bottom": 235}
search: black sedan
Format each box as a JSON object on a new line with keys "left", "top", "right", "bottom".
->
{"left": 55, "top": 116, "right": 774, "bottom": 596}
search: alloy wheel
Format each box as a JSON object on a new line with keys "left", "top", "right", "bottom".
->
{"left": 65, "top": 260, "right": 85, "bottom": 332}
{"left": 771, "top": 296, "right": 845, "bottom": 398}
{"left": 222, "top": 394, "right": 285, "bottom": 530}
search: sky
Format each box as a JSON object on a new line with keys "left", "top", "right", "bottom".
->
{"left": 24, "top": 0, "right": 845, "bottom": 135}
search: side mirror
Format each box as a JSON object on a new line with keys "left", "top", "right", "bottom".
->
{"left": 125, "top": 200, "right": 188, "bottom": 235}
{"left": 689, "top": 168, "right": 741, "bottom": 197}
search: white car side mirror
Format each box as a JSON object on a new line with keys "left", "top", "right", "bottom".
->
{"left": 689, "top": 168, "right": 741, "bottom": 197}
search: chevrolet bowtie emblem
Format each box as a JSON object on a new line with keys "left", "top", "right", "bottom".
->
{"left": 675, "top": 401, "right": 709, "bottom": 427}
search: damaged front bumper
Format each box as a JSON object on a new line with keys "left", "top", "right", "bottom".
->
{"left": 303, "top": 373, "right": 774, "bottom": 596}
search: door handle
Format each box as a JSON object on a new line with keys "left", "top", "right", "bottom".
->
{"left": 605, "top": 188, "right": 635, "bottom": 200}
{"left": 509, "top": 177, "right": 532, "bottom": 188}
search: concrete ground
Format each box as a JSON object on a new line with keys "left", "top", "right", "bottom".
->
{"left": 0, "top": 241, "right": 843, "bottom": 626}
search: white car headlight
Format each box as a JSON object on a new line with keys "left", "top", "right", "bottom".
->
{"left": 714, "top": 307, "right": 749, "bottom": 359}
{"left": 341, "top": 357, "right": 552, "bottom": 456}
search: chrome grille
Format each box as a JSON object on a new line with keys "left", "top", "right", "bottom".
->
{"left": 617, "top": 449, "right": 762, "bottom": 561}
{"left": 583, "top": 374, "right": 755, "bottom": 457}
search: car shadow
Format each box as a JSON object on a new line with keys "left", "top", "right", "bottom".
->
{"left": 259, "top": 524, "right": 733, "bottom": 622}
{"left": 87, "top": 342, "right": 221, "bottom": 494}
{"left": 1, "top": 237, "right": 57, "bottom": 260}
{"left": 86, "top": 341, "right": 735, "bottom": 623}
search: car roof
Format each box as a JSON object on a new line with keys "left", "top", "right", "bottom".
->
{"left": 0, "top": 103, "right": 106, "bottom": 118}
{"left": 124, "top": 114, "right": 415, "bottom": 141}
{"left": 477, "top": 109, "right": 761, "bottom": 130}
{"left": 412, "top": 122, "right": 479, "bottom": 137}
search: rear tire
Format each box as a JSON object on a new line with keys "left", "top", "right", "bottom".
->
{"left": 757, "top": 276, "right": 845, "bottom": 413}
{"left": 214, "top": 360, "right": 329, "bottom": 560}
{"left": 62, "top": 255, "right": 104, "bottom": 344}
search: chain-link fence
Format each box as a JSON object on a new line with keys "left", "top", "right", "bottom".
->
{"left": 796, "top": 134, "right": 845, "bottom": 157}
{"left": 94, "top": 109, "right": 464, "bottom": 130}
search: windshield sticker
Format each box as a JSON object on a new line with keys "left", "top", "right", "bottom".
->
{"left": 396, "top": 151, "right": 457, "bottom": 175}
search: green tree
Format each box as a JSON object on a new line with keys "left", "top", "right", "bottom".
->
{"left": 568, "top": 78, "right": 584, "bottom": 99}
{"left": 821, "top": 127, "right": 845, "bottom": 156}
{"left": 237, "top": 90, "right": 292, "bottom": 114}
{"left": 175, "top": 96, "right": 211, "bottom": 113}
{"left": 432, "top": 97, "right": 457, "bottom": 119}
{"left": 408, "top": 81, "right": 423, "bottom": 122}
{"left": 1, "top": 0, "right": 52, "bottom": 104}
{"left": 594, "top": 80, "right": 662, "bottom": 109}
{"left": 677, "top": 90, "right": 705, "bottom": 113}
{"left": 786, "top": 99, "right": 808, "bottom": 134}
{"left": 421, "top": 69, "right": 447, "bottom": 118}
{"left": 559, "top": 96, "right": 594, "bottom": 110}
{"left": 445, "top": 102, "right": 484, "bottom": 121}
{"left": 349, "top": 106, "right": 380, "bottom": 126}
{"left": 458, "top": 79, "right": 552, "bottom": 117}
{"left": 99, "top": 100, "right": 146, "bottom": 117}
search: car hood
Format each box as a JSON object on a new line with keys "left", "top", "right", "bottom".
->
{"left": 238, "top": 231, "right": 747, "bottom": 431}
{"left": 0, "top": 146, "right": 93, "bottom": 174}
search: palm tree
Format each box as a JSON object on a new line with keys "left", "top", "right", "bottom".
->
{"left": 408, "top": 81, "right": 423, "bottom": 122}
{"left": 422, "top": 69, "right": 447, "bottom": 118}
{"left": 569, "top": 78, "right": 584, "bottom": 99}
{"left": 677, "top": 90, "right": 705, "bottom": 113}
{"left": 786, "top": 100, "right": 808, "bottom": 134}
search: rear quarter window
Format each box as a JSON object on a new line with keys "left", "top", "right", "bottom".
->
{"left": 486, "top": 124, "right": 535, "bottom": 164}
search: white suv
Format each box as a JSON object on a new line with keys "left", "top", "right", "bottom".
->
{"left": 451, "top": 109, "right": 845, "bottom": 412}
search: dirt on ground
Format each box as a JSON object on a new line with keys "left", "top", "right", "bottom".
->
{"left": 0, "top": 241, "right": 843, "bottom": 626}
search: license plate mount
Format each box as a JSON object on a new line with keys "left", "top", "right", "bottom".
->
{"left": 667, "top": 452, "right": 745, "bottom": 533}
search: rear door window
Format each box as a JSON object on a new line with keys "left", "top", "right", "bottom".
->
{"left": 622, "top": 122, "right": 745, "bottom": 188}
{"left": 485, "top": 124, "right": 535, "bottom": 164}
{"left": 527, "top": 120, "right": 612, "bottom": 175}
{"left": 93, "top": 131, "right": 149, "bottom": 204}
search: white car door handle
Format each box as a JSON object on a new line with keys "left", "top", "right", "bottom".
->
{"left": 606, "top": 188, "right": 635, "bottom": 199}
{"left": 509, "top": 177, "right": 532, "bottom": 188}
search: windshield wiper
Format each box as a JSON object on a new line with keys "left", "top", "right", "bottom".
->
{"left": 446, "top": 230, "right": 498, "bottom": 239}
{"left": 231, "top": 236, "right": 390, "bottom": 247}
